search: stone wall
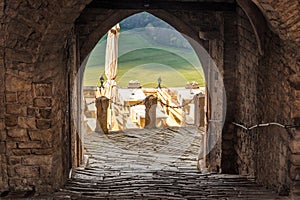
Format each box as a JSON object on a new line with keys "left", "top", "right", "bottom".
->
{"left": 234, "top": 5, "right": 300, "bottom": 196}
{"left": 256, "top": 38, "right": 300, "bottom": 195}
{"left": 77, "top": 8, "right": 137, "bottom": 61}
{"left": 256, "top": 0, "right": 300, "bottom": 42}
{"left": 0, "top": 0, "right": 299, "bottom": 196}
{"left": 205, "top": 12, "right": 226, "bottom": 172}
{"left": 0, "top": 0, "right": 7, "bottom": 191}
{"left": 70, "top": 32, "right": 82, "bottom": 169}
{"left": 0, "top": 0, "right": 88, "bottom": 192}
{"left": 254, "top": 0, "right": 300, "bottom": 196}
{"left": 221, "top": 11, "right": 238, "bottom": 174}
{"left": 235, "top": 7, "right": 259, "bottom": 177}
{"left": 2, "top": 0, "right": 44, "bottom": 190}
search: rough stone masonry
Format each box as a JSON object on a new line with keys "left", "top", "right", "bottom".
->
{"left": 0, "top": 0, "right": 299, "bottom": 198}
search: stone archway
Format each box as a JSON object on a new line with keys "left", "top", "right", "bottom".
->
{"left": 1, "top": 0, "right": 299, "bottom": 197}
{"left": 253, "top": 0, "right": 300, "bottom": 42}
{"left": 74, "top": 7, "right": 227, "bottom": 174}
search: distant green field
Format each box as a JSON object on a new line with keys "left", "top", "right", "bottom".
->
{"left": 83, "top": 29, "right": 205, "bottom": 88}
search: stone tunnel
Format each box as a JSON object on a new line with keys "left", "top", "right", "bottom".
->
{"left": 0, "top": 0, "right": 299, "bottom": 199}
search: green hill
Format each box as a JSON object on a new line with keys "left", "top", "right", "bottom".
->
{"left": 83, "top": 12, "right": 205, "bottom": 88}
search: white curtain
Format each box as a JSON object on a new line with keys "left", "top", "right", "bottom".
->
{"left": 104, "top": 23, "right": 120, "bottom": 99}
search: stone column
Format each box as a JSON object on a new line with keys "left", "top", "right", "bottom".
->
{"left": 145, "top": 95, "right": 157, "bottom": 129}
{"left": 95, "top": 96, "right": 109, "bottom": 134}
{"left": 194, "top": 93, "right": 205, "bottom": 127}
{"left": 196, "top": 92, "right": 208, "bottom": 172}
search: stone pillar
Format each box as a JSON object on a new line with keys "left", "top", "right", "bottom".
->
{"left": 95, "top": 96, "right": 109, "bottom": 134}
{"left": 194, "top": 93, "right": 205, "bottom": 127}
{"left": 145, "top": 95, "right": 157, "bottom": 129}
{"left": 197, "top": 91, "right": 209, "bottom": 172}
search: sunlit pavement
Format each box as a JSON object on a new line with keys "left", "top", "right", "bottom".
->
{"left": 51, "top": 127, "right": 288, "bottom": 199}
{"left": 0, "top": 127, "right": 289, "bottom": 200}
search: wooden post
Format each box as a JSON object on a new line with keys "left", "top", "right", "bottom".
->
{"left": 95, "top": 96, "right": 109, "bottom": 134}
{"left": 194, "top": 93, "right": 205, "bottom": 127}
{"left": 145, "top": 95, "right": 157, "bottom": 129}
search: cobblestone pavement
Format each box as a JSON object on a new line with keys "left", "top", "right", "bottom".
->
{"left": 52, "top": 126, "right": 288, "bottom": 199}
{"left": 3, "top": 126, "right": 289, "bottom": 199}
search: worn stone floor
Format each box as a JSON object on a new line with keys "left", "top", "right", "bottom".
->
{"left": 53, "top": 126, "right": 287, "bottom": 200}
{"left": 3, "top": 126, "right": 290, "bottom": 199}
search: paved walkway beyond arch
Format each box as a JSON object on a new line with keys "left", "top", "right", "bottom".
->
{"left": 3, "top": 127, "right": 288, "bottom": 199}
{"left": 52, "top": 127, "right": 287, "bottom": 199}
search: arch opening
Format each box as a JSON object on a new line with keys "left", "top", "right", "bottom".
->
{"left": 83, "top": 12, "right": 206, "bottom": 131}
{"left": 72, "top": 10, "right": 226, "bottom": 174}
{"left": 1, "top": 0, "right": 299, "bottom": 197}
{"left": 83, "top": 12, "right": 209, "bottom": 130}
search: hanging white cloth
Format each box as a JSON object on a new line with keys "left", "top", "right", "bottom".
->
{"left": 104, "top": 24, "right": 120, "bottom": 99}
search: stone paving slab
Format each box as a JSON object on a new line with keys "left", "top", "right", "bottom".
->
{"left": 2, "top": 126, "right": 290, "bottom": 199}
{"left": 53, "top": 127, "right": 289, "bottom": 199}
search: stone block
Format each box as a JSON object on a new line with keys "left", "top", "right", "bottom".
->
{"left": 222, "top": 131, "right": 234, "bottom": 140}
{"left": 11, "top": 149, "right": 31, "bottom": 156}
{"left": 18, "top": 117, "right": 36, "bottom": 129}
{"left": 34, "top": 83, "right": 52, "bottom": 97}
{"left": 9, "top": 136, "right": 29, "bottom": 143}
{"left": 33, "top": 98, "right": 52, "bottom": 108}
{"left": 293, "top": 130, "right": 300, "bottom": 140}
{"left": 0, "top": 129, "right": 7, "bottom": 141}
{"left": 5, "top": 75, "right": 31, "bottom": 92}
{"left": 292, "top": 100, "right": 300, "bottom": 118}
{"left": 36, "top": 120, "right": 51, "bottom": 130}
{"left": 5, "top": 115, "right": 18, "bottom": 127}
{"left": 22, "top": 155, "right": 52, "bottom": 165}
{"left": 295, "top": 90, "right": 300, "bottom": 99}
{"left": 0, "top": 119, "right": 4, "bottom": 128}
{"left": 5, "top": 141, "right": 17, "bottom": 150}
{"left": 144, "top": 95, "right": 157, "bottom": 129}
{"left": 291, "top": 154, "right": 300, "bottom": 166}
{"left": 0, "top": 95, "right": 4, "bottom": 104}
{"left": 8, "top": 156, "right": 21, "bottom": 165}
{"left": 294, "top": 118, "right": 300, "bottom": 127}
{"left": 18, "top": 91, "right": 33, "bottom": 105}
{"left": 6, "top": 104, "right": 20, "bottom": 115}
{"left": 0, "top": 142, "right": 5, "bottom": 154}
{"left": 28, "top": 129, "right": 53, "bottom": 142}
{"left": 6, "top": 67, "right": 18, "bottom": 76}
{"left": 31, "top": 148, "right": 52, "bottom": 155}
{"left": 290, "top": 164, "right": 300, "bottom": 181}
{"left": 27, "top": 0, "right": 43, "bottom": 9}
{"left": 8, "top": 178, "right": 34, "bottom": 191}
{"left": 37, "top": 109, "right": 52, "bottom": 119}
{"left": 27, "top": 107, "right": 36, "bottom": 117}
{"left": 40, "top": 165, "right": 52, "bottom": 178}
{"left": 5, "top": 93, "right": 17, "bottom": 102}
{"left": 290, "top": 139, "right": 300, "bottom": 154}
{"left": 6, "top": 48, "right": 34, "bottom": 63}
{"left": 279, "top": 153, "right": 287, "bottom": 167}
{"left": 18, "top": 71, "right": 33, "bottom": 79}
{"left": 0, "top": 106, "right": 4, "bottom": 118}
{"left": 6, "top": 104, "right": 26, "bottom": 115}
{"left": 7, "top": 129, "right": 27, "bottom": 138}
{"left": 7, "top": 166, "right": 15, "bottom": 177}
{"left": 15, "top": 166, "right": 40, "bottom": 178}
{"left": 18, "top": 141, "right": 42, "bottom": 149}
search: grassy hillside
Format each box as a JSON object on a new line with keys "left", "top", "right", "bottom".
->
{"left": 83, "top": 13, "right": 205, "bottom": 88}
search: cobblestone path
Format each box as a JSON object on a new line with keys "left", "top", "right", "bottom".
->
{"left": 52, "top": 126, "right": 288, "bottom": 199}
{"left": 3, "top": 127, "right": 288, "bottom": 199}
